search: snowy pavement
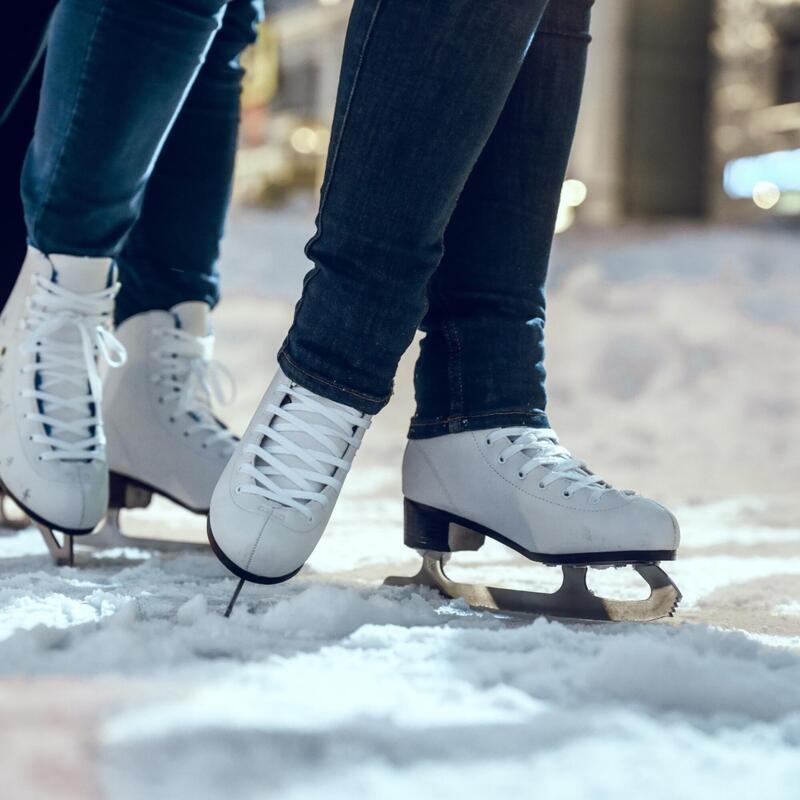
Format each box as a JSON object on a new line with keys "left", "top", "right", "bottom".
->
{"left": 0, "top": 491, "right": 799, "bottom": 799}
{"left": 2, "top": 216, "right": 799, "bottom": 799}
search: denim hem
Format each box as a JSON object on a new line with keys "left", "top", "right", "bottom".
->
{"left": 407, "top": 411, "right": 551, "bottom": 440}
{"left": 277, "top": 348, "right": 391, "bottom": 416}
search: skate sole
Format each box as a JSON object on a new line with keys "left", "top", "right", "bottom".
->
{"left": 206, "top": 518, "right": 303, "bottom": 586}
{"left": 0, "top": 479, "right": 97, "bottom": 537}
{"left": 404, "top": 499, "right": 677, "bottom": 567}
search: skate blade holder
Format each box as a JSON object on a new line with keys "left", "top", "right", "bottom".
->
{"left": 384, "top": 525, "right": 682, "bottom": 623}
{"left": 88, "top": 473, "right": 209, "bottom": 554}
{"left": 35, "top": 524, "right": 81, "bottom": 568}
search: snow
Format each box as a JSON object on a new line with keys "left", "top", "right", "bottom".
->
{"left": 1, "top": 489, "right": 799, "bottom": 798}
{"left": 2, "top": 218, "right": 800, "bottom": 798}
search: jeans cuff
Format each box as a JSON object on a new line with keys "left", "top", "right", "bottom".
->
{"left": 408, "top": 410, "right": 551, "bottom": 439}
{"left": 277, "top": 348, "right": 391, "bottom": 416}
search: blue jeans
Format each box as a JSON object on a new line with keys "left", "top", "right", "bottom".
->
{"left": 278, "top": 0, "right": 593, "bottom": 437}
{"left": 18, "top": 0, "right": 261, "bottom": 323}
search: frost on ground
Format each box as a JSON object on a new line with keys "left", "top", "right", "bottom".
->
{"left": 1, "top": 488, "right": 799, "bottom": 800}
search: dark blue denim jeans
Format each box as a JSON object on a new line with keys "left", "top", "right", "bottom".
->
{"left": 18, "top": 0, "right": 261, "bottom": 324}
{"left": 278, "top": 0, "right": 593, "bottom": 438}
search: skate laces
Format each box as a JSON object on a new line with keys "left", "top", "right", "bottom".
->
{"left": 238, "top": 383, "right": 369, "bottom": 521}
{"left": 21, "top": 272, "right": 126, "bottom": 462}
{"left": 488, "top": 427, "right": 610, "bottom": 500}
{"left": 152, "top": 327, "right": 237, "bottom": 450}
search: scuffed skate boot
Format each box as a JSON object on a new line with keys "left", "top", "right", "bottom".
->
{"left": 386, "top": 427, "right": 681, "bottom": 622}
{"left": 208, "top": 368, "right": 371, "bottom": 615}
{"left": 0, "top": 247, "right": 124, "bottom": 564}
{"left": 97, "top": 302, "right": 237, "bottom": 551}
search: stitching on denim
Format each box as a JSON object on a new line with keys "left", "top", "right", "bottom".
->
{"left": 29, "top": 0, "right": 110, "bottom": 246}
{"left": 536, "top": 28, "right": 592, "bottom": 42}
{"left": 305, "top": 0, "right": 384, "bottom": 253}
{"left": 279, "top": 348, "right": 390, "bottom": 405}
{"left": 410, "top": 410, "right": 547, "bottom": 428}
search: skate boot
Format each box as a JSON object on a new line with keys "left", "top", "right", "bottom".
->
{"left": 95, "top": 302, "right": 237, "bottom": 551}
{"left": 208, "top": 368, "right": 371, "bottom": 614}
{"left": 0, "top": 247, "right": 124, "bottom": 564}
{"left": 386, "top": 427, "right": 681, "bottom": 622}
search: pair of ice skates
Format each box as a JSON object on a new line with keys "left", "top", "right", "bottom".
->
{"left": 208, "top": 371, "right": 682, "bottom": 622}
{"left": 0, "top": 248, "right": 235, "bottom": 565}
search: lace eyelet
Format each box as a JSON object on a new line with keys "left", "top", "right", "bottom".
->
{"left": 498, "top": 456, "right": 506, "bottom": 464}
{"left": 563, "top": 491, "right": 571, "bottom": 498}
{"left": 517, "top": 471, "right": 525, "bottom": 480}
{"left": 538, "top": 482, "right": 545, "bottom": 489}
{"left": 485, "top": 438, "right": 492, "bottom": 446}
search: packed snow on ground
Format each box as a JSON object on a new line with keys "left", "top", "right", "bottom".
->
{"left": 1, "top": 488, "right": 799, "bottom": 799}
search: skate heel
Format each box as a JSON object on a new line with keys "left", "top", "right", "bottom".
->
{"left": 403, "top": 499, "right": 484, "bottom": 553}
{"left": 109, "top": 472, "right": 153, "bottom": 511}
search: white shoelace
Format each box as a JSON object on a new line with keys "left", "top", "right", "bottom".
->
{"left": 238, "top": 383, "right": 369, "bottom": 521}
{"left": 21, "top": 273, "right": 126, "bottom": 462}
{"left": 487, "top": 426, "right": 612, "bottom": 502}
{"left": 151, "top": 327, "right": 237, "bottom": 450}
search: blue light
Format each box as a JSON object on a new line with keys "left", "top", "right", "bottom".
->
{"left": 723, "top": 148, "right": 800, "bottom": 198}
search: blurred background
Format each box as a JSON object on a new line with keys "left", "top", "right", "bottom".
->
{"left": 217, "top": 0, "right": 800, "bottom": 519}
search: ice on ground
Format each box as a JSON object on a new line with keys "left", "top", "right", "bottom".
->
{"left": 1, "top": 491, "right": 799, "bottom": 799}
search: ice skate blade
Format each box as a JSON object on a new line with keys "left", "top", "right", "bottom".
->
{"left": 384, "top": 555, "right": 681, "bottom": 623}
{"left": 224, "top": 579, "right": 246, "bottom": 618}
{"left": 35, "top": 524, "right": 86, "bottom": 567}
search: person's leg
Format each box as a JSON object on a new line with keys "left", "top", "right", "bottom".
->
{"left": 102, "top": 0, "right": 262, "bottom": 527}
{"left": 21, "top": 0, "right": 230, "bottom": 259}
{"left": 209, "top": 0, "right": 555, "bottom": 588}
{"left": 210, "top": 0, "right": 680, "bottom": 604}
{"left": 114, "top": 0, "right": 261, "bottom": 325}
{"left": 409, "top": 0, "right": 592, "bottom": 439}
{"left": 277, "top": 0, "right": 552, "bottom": 415}
{"left": 1, "top": 0, "right": 231, "bottom": 535}
{"left": 400, "top": 0, "right": 679, "bottom": 617}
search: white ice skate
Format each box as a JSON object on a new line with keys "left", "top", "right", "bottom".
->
{"left": 386, "top": 427, "right": 681, "bottom": 622}
{"left": 93, "top": 302, "right": 237, "bottom": 552}
{"left": 208, "top": 368, "right": 371, "bottom": 614}
{"left": 0, "top": 246, "right": 124, "bottom": 564}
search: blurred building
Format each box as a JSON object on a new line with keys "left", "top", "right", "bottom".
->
{"left": 242, "top": 0, "right": 800, "bottom": 226}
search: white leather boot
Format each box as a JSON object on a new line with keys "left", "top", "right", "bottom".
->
{"left": 208, "top": 368, "right": 371, "bottom": 585}
{"left": 402, "top": 427, "right": 679, "bottom": 564}
{"left": 102, "top": 302, "right": 236, "bottom": 514}
{"left": 0, "top": 246, "right": 124, "bottom": 532}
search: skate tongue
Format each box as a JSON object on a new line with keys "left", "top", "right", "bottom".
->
{"left": 48, "top": 254, "right": 113, "bottom": 293}
{"left": 172, "top": 302, "right": 212, "bottom": 337}
{"left": 259, "top": 392, "right": 358, "bottom": 500}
